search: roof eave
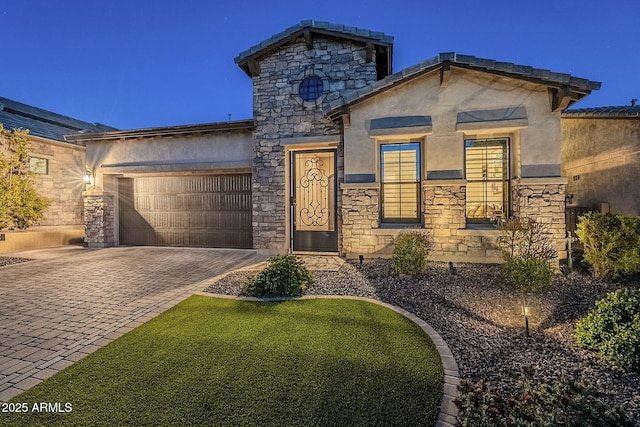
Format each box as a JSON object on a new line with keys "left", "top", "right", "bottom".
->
{"left": 326, "top": 56, "right": 601, "bottom": 119}
{"left": 562, "top": 107, "right": 640, "bottom": 119}
{"left": 65, "top": 120, "right": 254, "bottom": 143}
{"left": 235, "top": 26, "right": 393, "bottom": 77}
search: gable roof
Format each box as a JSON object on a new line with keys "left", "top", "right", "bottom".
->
{"left": 325, "top": 52, "right": 602, "bottom": 118}
{"left": 0, "top": 96, "right": 116, "bottom": 144}
{"left": 235, "top": 20, "right": 393, "bottom": 77}
{"left": 562, "top": 105, "right": 640, "bottom": 119}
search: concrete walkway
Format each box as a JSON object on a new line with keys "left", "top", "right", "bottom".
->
{"left": 0, "top": 246, "right": 267, "bottom": 401}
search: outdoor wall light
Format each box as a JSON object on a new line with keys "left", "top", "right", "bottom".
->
{"left": 83, "top": 168, "right": 95, "bottom": 186}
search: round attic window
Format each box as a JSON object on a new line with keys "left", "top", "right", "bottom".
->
{"left": 292, "top": 71, "right": 329, "bottom": 108}
{"left": 298, "top": 76, "right": 324, "bottom": 102}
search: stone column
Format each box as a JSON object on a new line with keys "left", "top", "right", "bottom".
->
{"left": 83, "top": 190, "right": 115, "bottom": 249}
{"left": 423, "top": 181, "right": 466, "bottom": 255}
{"left": 512, "top": 178, "right": 568, "bottom": 260}
{"left": 340, "top": 184, "right": 381, "bottom": 254}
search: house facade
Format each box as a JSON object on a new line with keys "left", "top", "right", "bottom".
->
{"left": 561, "top": 106, "right": 640, "bottom": 217}
{"left": 0, "top": 96, "right": 114, "bottom": 252}
{"left": 77, "top": 21, "right": 601, "bottom": 262}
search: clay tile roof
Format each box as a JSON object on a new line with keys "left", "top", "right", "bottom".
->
{"left": 562, "top": 106, "right": 640, "bottom": 118}
{"left": 0, "top": 96, "right": 117, "bottom": 144}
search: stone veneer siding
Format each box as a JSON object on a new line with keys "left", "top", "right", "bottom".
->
{"left": 0, "top": 139, "right": 86, "bottom": 252}
{"left": 341, "top": 182, "right": 501, "bottom": 261}
{"left": 513, "top": 180, "right": 567, "bottom": 260}
{"left": 251, "top": 36, "right": 379, "bottom": 251}
{"left": 83, "top": 191, "right": 115, "bottom": 249}
{"left": 30, "top": 139, "right": 86, "bottom": 227}
{"left": 341, "top": 186, "right": 393, "bottom": 255}
{"left": 422, "top": 183, "right": 501, "bottom": 261}
{"left": 342, "top": 180, "right": 567, "bottom": 263}
{"left": 423, "top": 184, "right": 465, "bottom": 254}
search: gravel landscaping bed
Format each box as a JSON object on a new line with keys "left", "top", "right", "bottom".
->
{"left": 0, "top": 256, "right": 31, "bottom": 267}
{"left": 205, "top": 259, "right": 640, "bottom": 424}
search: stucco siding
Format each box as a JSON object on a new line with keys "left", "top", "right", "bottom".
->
{"left": 87, "top": 130, "right": 252, "bottom": 179}
{"left": 343, "top": 67, "right": 561, "bottom": 180}
{"left": 562, "top": 117, "right": 640, "bottom": 216}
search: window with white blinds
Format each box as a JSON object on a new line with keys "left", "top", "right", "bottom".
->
{"left": 380, "top": 142, "right": 420, "bottom": 222}
{"left": 465, "top": 138, "right": 509, "bottom": 224}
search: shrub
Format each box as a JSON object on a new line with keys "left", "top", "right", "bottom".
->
{"left": 575, "top": 288, "right": 640, "bottom": 373}
{"left": 502, "top": 255, "right": 554, "bottom": 291}
{"left": 244, "top": 254, "right": 312, "bottom": 297}
{"left": 0, "top": 126, "right": 50, "bottom": 230}
{"left": 392, "top": 230, "right": 432, "bottom": 276}
{"left": 576, "top": 212, "right": 640, "bottom": 281}
{"left": 497, "top": 217, "right": 556, "bottom": 290}
{"left": 455, "top": 368, "right": 632, "bottom": 426}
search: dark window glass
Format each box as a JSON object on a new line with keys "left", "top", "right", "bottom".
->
{"left": 299, "top": 76, "right": 324, "bottom": 102}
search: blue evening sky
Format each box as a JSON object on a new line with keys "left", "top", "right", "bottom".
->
{"left": 1, "top": 0, "right": 638, "bottom": 130}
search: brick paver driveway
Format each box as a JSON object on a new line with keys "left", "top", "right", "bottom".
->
{"left": 0, "top": 246, "right": 266, "bottom": 402}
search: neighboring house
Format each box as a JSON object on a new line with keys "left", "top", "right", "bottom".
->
{"left": 73, "top": 20, "right": 601, "bottom": 262}
{"left": 0, "top": 96, "right": 115, "bottom": 252}
{"left": 561, "top": 106, "right": 640, "bottom": 216}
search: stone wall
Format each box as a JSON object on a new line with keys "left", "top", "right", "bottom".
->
{"left": 0, "top": 138, "right": 86, "bottom": 252}
{"left": 423, "top": 183, "right": 465, "bottom": 253}
{"left": 340, "top": 179, "right": 567, "bottom": 262}
{"left": 29, "top": 139, "right": 86, "bottom": 227}
{"left": 513, "top": 179, "right": 567, "bottom": 260}
{"left": 83, "top": 190, "right": 115, "bottom": 249}
{"left": 423, "top": 182, "right": 500, "bottom": 262}
{"left": 341, "top": 185, "right": 394, "bottom": 255}
{"left": 251, "top": 35, "right": 379, "bottom": 251}
{"left": 340, "top": 182, "right": 501, "bottom": 261}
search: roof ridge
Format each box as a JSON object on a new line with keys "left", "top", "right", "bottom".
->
{"left": 562, "top": 105, "right": 640, "bottom": 118}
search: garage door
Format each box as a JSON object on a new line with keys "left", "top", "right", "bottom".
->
{"left": 118, "top": 175, "right": 252, "bottom": 248}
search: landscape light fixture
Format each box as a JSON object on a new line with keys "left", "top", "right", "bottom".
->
{"left": 522, "top": 304, "right": 531, "bottom": 337}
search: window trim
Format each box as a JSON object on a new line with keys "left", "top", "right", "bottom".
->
{"left": 379, "top": 141, "right": 421, "bottom": 223}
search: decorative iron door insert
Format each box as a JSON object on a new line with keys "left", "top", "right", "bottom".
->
{"left": 291, "top": 150, "right": 337, "bottom": 252}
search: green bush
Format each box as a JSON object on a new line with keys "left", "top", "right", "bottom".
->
{"left": 575, "top": 288, "right": 640, "bottom": 373}
{"left": 502, "top": 255, "right": 554, "bottom": 291}
{"left": 497, "top": 217, "right": 556, "bottom": 290}
{"left": 576, "top": 212, "right": 640, "bottom": 281}
{"left": 0, "top": 126, "right": 50, "bottom": 230}
{"left": 244, "top": 254, "right": 312, "bottom": 297}
{"left": 455, "top": 368, "right": 632, "bottom": 426}
{"left": 392, "top": 230, "right": 432, "bottom": 276}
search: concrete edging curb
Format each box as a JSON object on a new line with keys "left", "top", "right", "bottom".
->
{"left": 193, "top": 292, "right": 460, "bottom": 427}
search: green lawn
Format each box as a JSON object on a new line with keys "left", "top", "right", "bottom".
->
{"left": 2, "top": 296, "right": 444, "bottom": 426}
